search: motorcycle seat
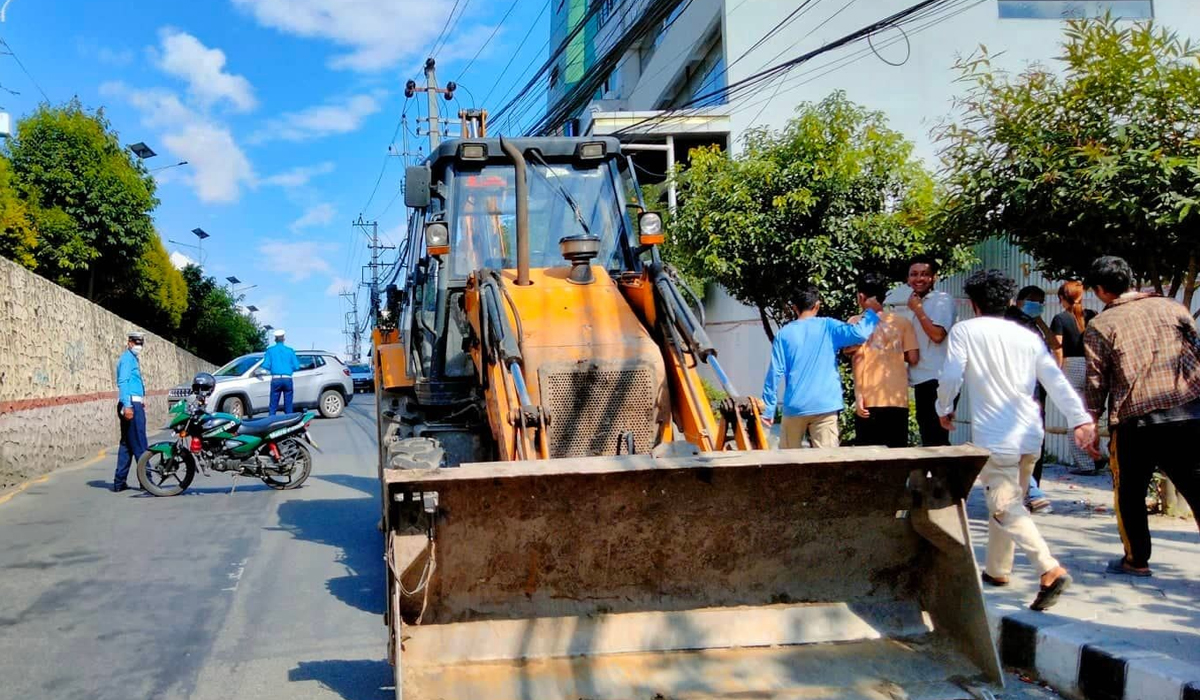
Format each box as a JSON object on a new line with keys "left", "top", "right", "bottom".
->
{"left": 238, "top": 413, "right": 306, "bottom": 436}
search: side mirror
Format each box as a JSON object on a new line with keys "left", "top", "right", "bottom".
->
{"left": 404, "top": 165, "right": 432, "bottom": 208}
{"left": 638, "top": 211, "right": 664, "bottom": 246}
{"left": 253, "top": 368, "right": 268, "bottom": 378}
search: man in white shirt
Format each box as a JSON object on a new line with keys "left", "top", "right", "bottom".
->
{"left": 937, "top": 270, "right": 1097, "bottom": 611}
{"left": 901, "top": 255, "right": 956, "bottom": 446}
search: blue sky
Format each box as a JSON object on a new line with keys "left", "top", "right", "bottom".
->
{"left": 0, "top": 0, "right": 548, "bottom": 359}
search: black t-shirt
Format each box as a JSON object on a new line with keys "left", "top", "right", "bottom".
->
{"left": 1051, "top": 309, "right": 1097, "bottom": 357}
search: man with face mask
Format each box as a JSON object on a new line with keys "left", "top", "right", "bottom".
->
{"left": 113, "top": 331, "right": 148, "bottom": 492}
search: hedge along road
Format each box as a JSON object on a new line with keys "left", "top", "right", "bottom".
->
{"left": 0, "top": 397, "right": 1070, "bottom": 700}
{"left": 0, "top": 400, "right": 390, "bottom": 700}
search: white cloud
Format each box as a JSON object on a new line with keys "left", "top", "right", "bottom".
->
{"left": 252, "top": 294, "right": 287, "bottom": 328}
{"left": 230, "top": 0, "right": 461, "bottom": 71}
{"left": 325, "top": 276, "right": 355, "bottom": 296}
{"left": 291, "top": 202, "right": 337, "bottom": 231}
{"left": 154, "top": 28, "right": 257, "bottom": 112}
{"left": 262, "top": 161, "right": 336, "bottom": 188}
{"left": 100, "top": 82, "right": 191, "bottom": 128}
{"left": 161, "top": 123, "right": 255, "bottom": 204}
{"left": 251, "top": 93, "right": 382, "bottom": 143}
{"left": 168, "top": 250, "right": 196, "bottom": 270}
{"left": 256, "top": 240, "right": 334, "bottom": 281}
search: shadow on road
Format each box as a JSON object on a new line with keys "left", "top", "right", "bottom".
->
{"left": 273, "top": 475, "right": 384, "bottom": 615}
{"left": 288, "top": 659, "right": 392, "bottom": 700}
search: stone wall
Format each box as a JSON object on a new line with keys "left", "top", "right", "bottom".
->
{"left": 0, "top": 256, "right": 214, "bottom": 489}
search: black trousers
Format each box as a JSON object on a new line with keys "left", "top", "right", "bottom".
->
{"left": 1113, "top": 419, "right": 1200, "bottom": 568}
{"left": 855, "top": 407, "right": 909, "bottom": 448}
{"left": 914, "top": 379, "right": 950, "bottom": 447}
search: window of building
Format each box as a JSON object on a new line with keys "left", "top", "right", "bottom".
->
{"left": 663, "top": 32, "right": 726, "bottom": 109}
{"left": 998, "top": 1, "right": 1153, "bottom": 19}
{"left": 550, "top": 66, "right": 560, "bottom": 90}
{"left": 598, "top": 0, "right": 616, "bottom": 25}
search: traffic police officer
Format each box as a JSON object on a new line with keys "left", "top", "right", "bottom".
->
{"left": 262, "top": 329, "right": 300, "bottom": 415}
{"left": 113, "top": 331, "right": 148, "bottom": 492}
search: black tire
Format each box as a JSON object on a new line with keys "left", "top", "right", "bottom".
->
{"left": 318, "top": 389, "right": 345, "bottom": 419}
{"left": 220, "top": 395, "right": 246, "bottom": 418}
{"left": 137, "top": 448, "right": 196, "bottom": 497}
{"left": 386, "top": 437, "right": 444, "bottom": 470}
{"left": 262, "top": 438, "right": 312, "bottom": 490}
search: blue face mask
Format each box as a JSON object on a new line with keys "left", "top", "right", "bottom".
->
{"left": 1021, "top": 301, "right": 1044, "bottom": 318}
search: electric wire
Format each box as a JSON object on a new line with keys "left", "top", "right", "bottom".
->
{"left": 457, "top": 0, "right": 523, "bottom": 81}
{"left": 480, "top": 0, "right": 551, "bottom": 108}
{"left": 432, "top": 0, "right": 474, "bottom": 60}
{"left": 0, "top": 38, "right": 48, "bottom": 102}
{"left": 423, "top": 0, "right": 464, "bottom": 66}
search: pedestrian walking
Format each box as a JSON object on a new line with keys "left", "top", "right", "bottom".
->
{"left": 113, "top": 331, "right": 148, "bottom": 492}
{"left": 1005, "top": 286, "right": 1063, "bottom": 514}
{"left": 900, "top": 255, "right": 956, "bottom": 446}
{"left": 847, "top": 273, "right": 919, "bottom": 447}
{"left": 1083, "top": 256, "right": 1200, "bottom": 577}
{"left": 1051, "top": 280, "right": 1100, "bottom": 474}
{"left": 762, "top": 285, "right": 879, "bottom": 448}
{"left": 262, "top": 329, "right": 300, "bottom": 415}
{"left": 937, "top": 270, "right": 1095, "bottom": 611}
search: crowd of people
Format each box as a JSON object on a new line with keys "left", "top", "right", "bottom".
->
{"left": 761, "top": 254, "right": 1200, "bottom": 611}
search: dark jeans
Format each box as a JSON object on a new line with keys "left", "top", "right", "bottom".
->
{"left": 914, "top": 379, "right": 950, "bottom": 447}
{"left": 1032, "top": 385, "right": 1047, "bottom": 487}
{"left": 1114, "top": 419, "right": 1200, "bottom": 568}
{"left": 855, "top": 407, "right": 909, "bottom": 448}
{"left": 114, "top": 402, "right": 147, "bottom": 487}
{"left": 269, "top": 377, "right": 294, "bottom": 415}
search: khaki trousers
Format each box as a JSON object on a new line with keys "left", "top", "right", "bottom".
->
{"left": 781, "top": 413, "right": 840, "bottom": 449}
{"left": 982, "top": 453, "right": 1060, "bottom": 578}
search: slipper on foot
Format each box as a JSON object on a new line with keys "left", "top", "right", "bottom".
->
{"left": 981, "top": 573, "right": 1009, "bottom": 587}
{"left": 1030, "top": 573, "right": 1071, "bottom": 611}
{"left": 1106, "top": 557, "right": 1152, "bottom": 577}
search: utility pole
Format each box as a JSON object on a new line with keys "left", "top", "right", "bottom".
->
{"left": 405, "top": 57, "right": 456, "bottom": 153}
{"left": 340, "top": 289, "right": 360, "bottom": 362}
{"left": 355, "top": 215, "right": 394, "bottom": 328}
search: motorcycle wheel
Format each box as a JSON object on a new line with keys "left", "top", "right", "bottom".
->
{"left": 262, "top": 438, "right": 312, "bottom": 490}
{"left": 137, "top": 449, "right": 196, "bottom": 497}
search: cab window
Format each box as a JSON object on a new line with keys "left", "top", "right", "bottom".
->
{"left": 297, "top": 355, "right": 320, "bottom": 371}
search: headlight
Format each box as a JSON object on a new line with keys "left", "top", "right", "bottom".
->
{"left": 638, "top": 212, "right": 664, "bottom": 245}
{"left": 426, "top": 222, "right": 450, "bottom": 255}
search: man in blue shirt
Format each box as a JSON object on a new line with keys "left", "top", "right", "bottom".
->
{"left": 261, "top": 329, "right": 300, "bottom": 415}
{"left": 113, "top": 331, "right": 148, "bottom": 492}
{"left": 762, "top": 285, "right": 879, "bottom": 448}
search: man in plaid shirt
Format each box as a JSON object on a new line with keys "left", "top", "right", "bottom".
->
{"left": 1083, "top": 256, "right": 1200, "bottom": 577}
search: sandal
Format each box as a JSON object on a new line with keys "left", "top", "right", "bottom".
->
{"left": 981, "top": 573, "right": 1009, "bottom": 587}
{"left": 1030, "top": 573, "right": 1071, "bottom": 611}
{"left": 1106, "top": 557, "right": 1152, "bottom": 577}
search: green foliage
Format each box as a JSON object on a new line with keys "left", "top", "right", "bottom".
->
{"left": 130, "top": 235, "right": 188, "bottom": 331}
{"left": 670, "top": 91, "right": 969, "bottom": 340}
{"left": 6, "top": 100, "right": 159, "bottom": 298}
{"left": 936, "top": 16, "right": 1200, "bottom": 302}
{"left": 0, "top": 156, "right": 37, "bottom": 268}
{"left": 176, "top": 265, "right": 267, "bottom": 364}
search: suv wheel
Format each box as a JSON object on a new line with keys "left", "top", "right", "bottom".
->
{"left": 220, "top": 396, "right": 246, "bottom": 418}
{"left": 318, "top": 389, "right": 345, "bottom": 419}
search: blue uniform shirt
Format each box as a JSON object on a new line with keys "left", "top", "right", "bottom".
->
{"left": 261, "top": 342, "right": 300, "bottom": 376}
{"left": 116, "top": 348, "right": 145, "bottom": 407}
{"left": 762, "top": 310, "right": 879, "bottom": 418}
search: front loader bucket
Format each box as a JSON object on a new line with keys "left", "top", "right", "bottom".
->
{"left": 384, "top": 445, "right": 1000, "bottom": 700}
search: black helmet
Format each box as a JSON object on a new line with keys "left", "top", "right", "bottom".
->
{"left": 192, "top": 372, "right": 216, "bottom": 396}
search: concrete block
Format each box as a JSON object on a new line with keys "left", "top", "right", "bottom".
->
{"left": 1036, "top": 622, "right": 1112, "bottom": 697}
{"left": 1126, "top": 655, "right": 1200, "bottom": 700}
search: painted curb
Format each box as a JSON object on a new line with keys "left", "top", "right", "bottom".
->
{"left": 988, "top": 606, "right": 1200, "bottom": 700}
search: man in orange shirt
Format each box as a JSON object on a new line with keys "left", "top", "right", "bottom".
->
{"left": 849, "top": 273, "right": 920, "bottom": 447}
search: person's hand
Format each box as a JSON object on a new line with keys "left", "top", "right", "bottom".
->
{"left": 761, "top": 415, "right": 774, "bottom": 427}
{"left": 939, "top": 412, "right": 954, "bottom": 431}
{"left": 1085, "top": 427, "right": 1103, "bottom": 459}
{"left": 907, "top": 292, "right": 924, "bottom": 315}
{"left": 855, "top": 396, "right": 870, "bottom": 419}
{"left": 1073, "top": 422, "right": 1097, "bottom": 454}
{"left": 122, "top": 407, "right": 133, "bottom": 420}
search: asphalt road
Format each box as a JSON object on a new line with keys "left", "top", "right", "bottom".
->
{"left": 0, "top": 399, "right": 1064, "bottom": 700}
{"left": 0, "top": 399, "right": 391, "bottom": 700}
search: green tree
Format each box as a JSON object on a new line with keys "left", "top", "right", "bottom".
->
{"left": 0, "top": 156, "right": 37, "bottom": 268}
{"left": 176, "top": 265, "right": 267, "bottom": 364}
{"left": 670, "top": 91, "right": 967, "bottom": 341}
{"left": 6, "top": 100, "right": 158, "bottom": 299}
{"left": 129, "top": 234, "right": 188, "bottom": 332}
{"left": 935, "top": 16, "right": 1200, "bottom": 306}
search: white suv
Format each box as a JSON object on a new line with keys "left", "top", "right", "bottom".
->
{"left": 168, "top": 350, "right": 353, "bottom": 419}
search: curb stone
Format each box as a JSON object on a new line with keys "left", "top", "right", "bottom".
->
{"left": 988, "top": 606, "right": 1200, "bottom": 700}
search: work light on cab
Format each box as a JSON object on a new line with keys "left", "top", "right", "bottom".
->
{"left": 425, "top": 222, "right": 449, "bottom": 256}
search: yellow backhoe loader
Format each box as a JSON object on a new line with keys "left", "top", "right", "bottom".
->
{"left": 371, "top": 129, "right": 1000, "bottom": 699}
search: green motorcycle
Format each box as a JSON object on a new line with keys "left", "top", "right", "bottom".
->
{"left": 137, "top": 373, "right": 319, "bottom": 497}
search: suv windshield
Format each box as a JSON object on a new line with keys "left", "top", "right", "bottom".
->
{"left": 448, "top": 160, "right": 629, "bottom": 277}
{"left": 214, "top": 355, "right": 261, "bottom": 377}
{"left": 349, "top": 364, "right": 371, "bottom": 373}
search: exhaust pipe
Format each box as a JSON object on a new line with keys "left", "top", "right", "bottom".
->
{"left": 499, "top": 137, "right": 530, "bottom": 286}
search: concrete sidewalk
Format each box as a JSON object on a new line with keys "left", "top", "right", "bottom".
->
{"left": 966, "top": 462, "right": 1200, "bottom": 699}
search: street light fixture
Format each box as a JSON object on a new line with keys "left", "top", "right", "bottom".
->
{"left": 129, "top": 142, "right": 156, "bottom": 159}
{"left": 246, "top": 305, "right": 259, "bottom": 313}
{"left": 168, "top": 227, "right": 210, "bottom": 268}
{"left": 149, "top": 160, "right": 188, "bottom": 173}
